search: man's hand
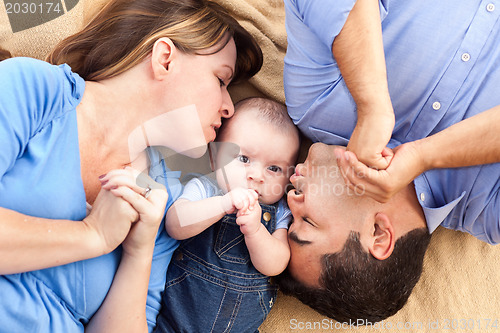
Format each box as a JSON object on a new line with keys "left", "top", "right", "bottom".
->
{"left": 336, "top": 141, "right": 425, "bottom": 203}
{"left": 347, "top": 108, "right": 395, "bottom": 170}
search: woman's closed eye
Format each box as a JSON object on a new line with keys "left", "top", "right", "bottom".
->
{"left": 218, "top": 77, "right": 227, "bottom": 87}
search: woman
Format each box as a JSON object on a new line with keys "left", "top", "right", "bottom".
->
{"left": 0, "top": 0, "right": 262, "bottom": 331}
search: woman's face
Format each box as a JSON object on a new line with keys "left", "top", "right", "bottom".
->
{"left": 167, "top": 38, "right": 237, "bottom": 144}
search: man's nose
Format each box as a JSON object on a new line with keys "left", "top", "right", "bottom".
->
{"left": 287, "top": 187, "right": 304, "bottom": 204}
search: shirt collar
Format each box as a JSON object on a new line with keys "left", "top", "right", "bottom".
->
{"left": 413, "top": 174, "right": 466, "bottom": 233}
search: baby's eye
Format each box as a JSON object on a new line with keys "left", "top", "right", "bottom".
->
{"left": 268, "top": 165, "right": 282, "bottom": 173}
{"left": 237, "top": 155, "right": 249, "bottom": 164}
{"left": 218, "top": 77, "right": 226, "bottom": 87}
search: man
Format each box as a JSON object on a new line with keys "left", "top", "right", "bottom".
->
{"left": 279, "top": 0, "right": 500, "bottom": 323}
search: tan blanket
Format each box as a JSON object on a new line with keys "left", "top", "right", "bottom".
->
{"left": 1, "top": 0, "right": 499, "bottom": 332}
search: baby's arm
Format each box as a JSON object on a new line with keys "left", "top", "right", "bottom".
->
{"left": 236, "top": 207, "right": 290, "bottom": 276}
{"left": 166, "top": 197, "right": 228, "bottom": 240}
{"left": 166, "top": 187, "right": 258, "bottom": 240}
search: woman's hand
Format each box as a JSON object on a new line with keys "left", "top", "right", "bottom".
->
{"left": 83, "top": 184, "right": 139, "bottom": 255}
{"left": 100, "top": 168, "right": 168, "bottom": 257}
{"left": 336, "top": 141, "right": 425, "bottom": 203}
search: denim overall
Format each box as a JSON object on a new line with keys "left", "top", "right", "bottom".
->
{"left": 155, "top": 204, "right": 278, "bottom": 333}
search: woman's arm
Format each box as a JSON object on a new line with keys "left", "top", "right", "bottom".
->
{"left": 86, "top": 169, "right": 168, "bottom": 333}
{"left": 336, "top": 104, "right": 500, "bottom": 202}
{"left": 0, "top": 191, "right": 138, "bottom": 275}
{"left": 333, "top": 0, "right": 395, "bottom": 170}
{"left": 86, "top": 249, "right": 153, "bottom": 333}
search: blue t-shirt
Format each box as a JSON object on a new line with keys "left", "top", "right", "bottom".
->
{"left": 284, "top": 0, "right": 500, "bottom": 243}
{"left": 0, "top": 57, "right": 181, "bottom": 332}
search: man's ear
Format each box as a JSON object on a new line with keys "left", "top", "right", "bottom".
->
{"left": 151, "top": 37, "right": 176, "bottom": 80}
{"left": 368, "top": 212, "right": 395, "bottom": 260}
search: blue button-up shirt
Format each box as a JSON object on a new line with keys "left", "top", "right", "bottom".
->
{"left": 283, "top": 0, "right": 500, "bottom": 244}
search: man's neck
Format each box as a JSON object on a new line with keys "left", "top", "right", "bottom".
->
{"left": 390, "top": 183, "right": 428, "bottom": 237}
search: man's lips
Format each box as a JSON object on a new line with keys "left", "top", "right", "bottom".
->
{"left": 290, "top": 164, "right": 304, "bottom": 183}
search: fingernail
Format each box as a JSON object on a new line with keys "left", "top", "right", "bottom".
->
{"left": 334, "top": 150, "right": 342, "bottom": 160}
{"left": 110, "top": 185, "right": 118, "bottom": 190}
{"left": 98, "top": 174, "right": 106, "bottom": 179}
{"left": 100, "top": 180, "right": 108, "bottom": 186}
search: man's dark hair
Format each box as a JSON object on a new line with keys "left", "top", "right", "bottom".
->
{"left": 277, "top": 228, "right": 431, "bottom": 323}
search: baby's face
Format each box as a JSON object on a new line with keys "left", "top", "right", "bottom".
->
{"left": 215, "top": 112, "right": 298, "bottom": 204}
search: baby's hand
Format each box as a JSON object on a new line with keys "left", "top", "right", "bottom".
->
{"left": 222, "top": 188, "right": 259, "bottom": 214}
{"left": 236, "top": 202, "right": 262, "bottom": 236}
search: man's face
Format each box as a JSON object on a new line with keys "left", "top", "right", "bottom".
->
{"left": 287, "top": 143, "right": 363, "bottom": 287}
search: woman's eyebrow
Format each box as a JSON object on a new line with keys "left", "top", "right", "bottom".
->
{"left": 289, "top": 231, "right": 312, "bottom": 246}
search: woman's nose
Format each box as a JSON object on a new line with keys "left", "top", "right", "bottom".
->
{"left": 220, "top": 91, "right": 235, "bottom": 118}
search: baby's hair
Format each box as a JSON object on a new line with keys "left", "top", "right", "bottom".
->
{"left": 216, "top": 97, "right": 300, "bottom": 163}
{"left": 231, "top": 97, "right": 297, "bottom": 135}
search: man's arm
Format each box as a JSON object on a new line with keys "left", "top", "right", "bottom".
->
{"left": 336, "top": 105, "right": 500, "bottom": 202}
{"left": 333, "top": 0, "right": 395, "bottom": 170}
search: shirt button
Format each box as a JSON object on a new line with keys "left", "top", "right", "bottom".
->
{"left": 420, "top": 193, "right": 426, "bottom": 202}
{"left": 432, "top": 101, "right": 441, "bottom": 110}
{"left": 461, "top": 53, "right": 471, "bottom": 62}
{"left": 487, "top": 3, "right": 495, "bottom": 12}
{"left": 263, "top": 212, "right": 272, "bottom": 222}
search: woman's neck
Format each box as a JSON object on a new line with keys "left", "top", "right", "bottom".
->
{"left": 76, "top": 79, "right": 150, "bottom": 203}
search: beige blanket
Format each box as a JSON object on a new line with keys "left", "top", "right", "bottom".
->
{"left": 1, "top": 0, "right": 499, "bottom": 331}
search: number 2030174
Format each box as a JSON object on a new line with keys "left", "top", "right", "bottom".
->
{"left": 5, "top": 2, "right": 62, "bottom": 14}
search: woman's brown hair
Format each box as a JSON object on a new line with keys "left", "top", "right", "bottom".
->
{"left": 0, "top": 48, "right": 12, "bottom": 61}
{"left": 46, "top": 0, "right": 262, "bottom": 83}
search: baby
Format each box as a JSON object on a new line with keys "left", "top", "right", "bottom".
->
{"left": 155, "top": 97, "right": 300, "bottom": 333}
